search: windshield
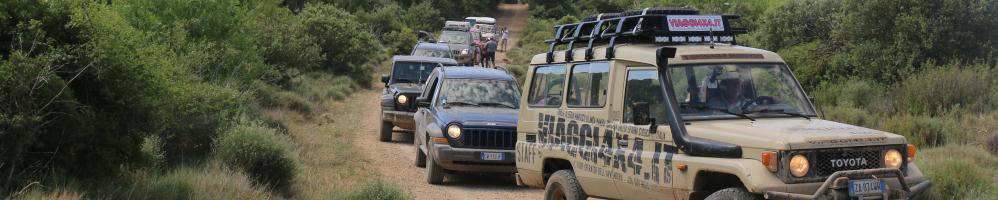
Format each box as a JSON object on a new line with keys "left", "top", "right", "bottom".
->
{"left": 476, "top": 24, "right": 495, "bottom": 33}
{"left": 391, "top": 62, "right": 438, "bottom": 84}
{"left": 439, "top": 79, "right": 520, "bottom": 109}
{"left": 624, "top": 64, "right": 815, "bottom": 121}
{"left": 439, "top": 31, "right": 471, "bottom": 45}
{"left": 413, "top": 49, "right": 452, "bottom": 58}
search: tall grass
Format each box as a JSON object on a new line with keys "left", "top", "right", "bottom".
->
{"left": 916, "top": 145, "right": 998, "bottom": 200}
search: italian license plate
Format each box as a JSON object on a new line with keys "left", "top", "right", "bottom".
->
{"left": 480, "top": 152, "right": 504, "bottom": 161}
{"left": 848, "top": 179, "right": 885, "bottom": 197}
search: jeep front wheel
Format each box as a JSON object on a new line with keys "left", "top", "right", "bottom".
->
{"left": 414, "top": 137, "right": 426, "bottom": 167}
{"left": 545, "top": 170, "right": 586, "bottom": 200}
{"left": 705, "top": 187, "right": 759, "bottom": 200}
{"left": 379, "top": 120, "right": 393, "bottom": 142}
{"left": 426, "top": 153, "right": 445, "bottom": 184}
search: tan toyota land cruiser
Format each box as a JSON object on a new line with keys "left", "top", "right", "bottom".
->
{"left": 514, "top": 8, "right": 932, "bottom": 200}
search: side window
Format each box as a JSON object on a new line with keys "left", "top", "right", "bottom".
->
{"left": 622, "top": 69, "right": 667, "bottom": 123}
{"left": 527, "top": 65, "right": 566, "bottom": 107}
{"left": 567, "top": 62, "right": 610, "bottom": 107}
{"left": 421, "top": 71, "right": 438, "bottom": 99}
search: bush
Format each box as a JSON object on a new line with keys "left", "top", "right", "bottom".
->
{"left": 300, "top": 3, "right": 383, "bottom": 86}
{"left": 916, "top": 145, "right": 998, "bottom": 200}
{"left": 216, "top": 124, "right": 298, "bottom": 195}
{"left": 134, "top": 164, "right": 272, "bottom": 200}
{"left": 254, "top": 80, "right": 316, "bottom": 114}
{"left": 337, "top": 180, "right": 411, "bottom": 200}
{"left": 821, "top": 106, "right": 880, "bottom": 129}
{"left": 882, "top": 115, "right": 956, "bottom": 148}
{"left": 895, "top": 65, "right": 997, "bottom": 116}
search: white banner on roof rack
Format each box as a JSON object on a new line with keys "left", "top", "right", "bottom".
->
{"left": 666, "top": 15, "right": 724, "bottom": 32}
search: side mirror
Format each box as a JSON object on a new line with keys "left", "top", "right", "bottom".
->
{"left": 416, "top": 97, "right": 431, "bottom": 108}
{"left": 632, "top": 102, "right": 652, "bottom": 125}
{"left": 381, "top": 74, "right": 390, "bottom": 84}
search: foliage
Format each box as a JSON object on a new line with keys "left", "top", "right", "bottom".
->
{"left": 132, "top": 163, "right": 272, "bottom": 200}
{"left": 216, "top": 124, "right": 298, "bottom": 195}
{"left": 299, "top": 4, "right": 382, "bottom": 85}
{"left": 916, "top": 145, "right": 998, "bottom": 200}
{"left": 337, "top": 180, "right": 412, "bottom": 200}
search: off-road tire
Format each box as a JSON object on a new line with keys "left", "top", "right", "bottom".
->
{"left": 414, "top": 136, "right": 426, "bottom": 168}
{"left": 545, "top": 170, "right": 586, "bottom": 200}
{"left": 379, "top": 120, "right": 393, "bottom": 142}
{"left": 426, "top": 153, "right": 445, "bottom": 184}
{"left": 705, "top": 187, "right": 759, "bottom": 200}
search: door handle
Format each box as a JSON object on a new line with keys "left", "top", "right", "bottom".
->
{"left": 618, "top": 140, "right": 628, "bottom": 147}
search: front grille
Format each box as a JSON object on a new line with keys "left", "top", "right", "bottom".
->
{"left": 453, "top": 128, "right": 516, "bottom": 150}
{"left": 780, "top": 145, "right": 906, "bottom": 183}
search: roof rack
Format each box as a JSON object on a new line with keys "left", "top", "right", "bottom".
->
{"left": 544, "top": 8, "right": 749, "bottom": 63}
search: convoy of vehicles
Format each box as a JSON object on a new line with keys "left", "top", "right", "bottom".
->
{"left": 377, "top": 9, "right": 931, "bottom": 200}
{"left": 412, "top": 67, "right": 521, "bottom": 184}
{"left": 380, "top": 56, "right": 458, "bottom": 142}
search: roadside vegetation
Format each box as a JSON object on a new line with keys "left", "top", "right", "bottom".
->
{"left": 512, "top": 0, "right": 998, "bottom": 199}
{"left": 0, "top": 0, "right": 499, "bottom": 199}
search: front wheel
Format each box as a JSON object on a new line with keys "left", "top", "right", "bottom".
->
{"left": 426, "top": 153, "right": 445, "bottom": 184}
{"left": 379, "top": 120, "right": 393, "bottom": 142}
{"left": 545, "top": 170, "right": 586, "bottom": 200}
{"left": 705, "top": 187, "right": 759, "bottom": 200}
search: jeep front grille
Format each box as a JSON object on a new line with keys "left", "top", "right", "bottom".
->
{"left": 778, "top": 145, "right": 907, "bottom": 183}
{"left": 453, "top": 128, "right": 516, "bottom": 150}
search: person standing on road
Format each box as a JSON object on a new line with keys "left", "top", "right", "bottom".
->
{"left": 501, "top": 29, "right": 509, "bottom": 52}
{"left": 478, "top": 41, "right": 488, "bottom": 67}
{"left": 486, "top": 38, "right": 498, "bottom": 68}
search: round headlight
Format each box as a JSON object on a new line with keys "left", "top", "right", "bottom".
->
{"left": 396, "top": 95, "right": 408, "bottom": 105}
{"left": 447, "top": 124, "right": 461, "bottom": 139}
{"left": 790, "top": 154, "right": 810, "bottom": 177}
{"left": 884, "top": 149, "right": 903, "bottom": 169}
{"left": 460, "top": 49, "right": 469, "bottom": 55}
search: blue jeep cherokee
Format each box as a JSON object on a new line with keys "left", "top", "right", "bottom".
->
{"left": 412, "top": 67, "right": 520, "bottom": 184}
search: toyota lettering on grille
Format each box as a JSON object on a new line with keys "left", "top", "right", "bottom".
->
{"left": 829, "top": 158, "right": 869, "bottom": 168}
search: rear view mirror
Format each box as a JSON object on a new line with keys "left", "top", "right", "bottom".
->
{"left": 632, "top": 102, "right": 652, "bottom": 125}
{"left": 381, "top": 74, "right": 390, "bottom": 84}
{"left": 416, "top": 97, "right": 430, "bottom": 108}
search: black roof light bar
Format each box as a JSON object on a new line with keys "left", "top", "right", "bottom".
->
{"left": 544, "top": 8, "right": 749, "bottom": 63}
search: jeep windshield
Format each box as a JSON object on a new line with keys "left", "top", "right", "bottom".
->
{"left": 439, "top": 79, "right": 519, "bottom": 109}
{"left": 439, "top": 31, "right": 471, "bottom": 45}
{"left": 624, "top": 63, "right": 816, "bottom": 121}
{"left": 413, "top": 49, "right": 452, "bottom": 59}
{"left": 391, "top": 62, "right": 438, "bottom": 84}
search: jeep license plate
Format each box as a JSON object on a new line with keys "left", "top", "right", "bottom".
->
{"left": 480, "top": 152, "right": 504, "bottom": 161}
{"left": 848, "top": 179, "right": 885, "bottom": 197}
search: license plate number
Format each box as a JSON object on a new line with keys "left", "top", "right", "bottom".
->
{"left": 848, "top": 179, "right": 885, "bottom": 197}
{"left": 480, "top": 152, "right": 504, "bottom": 161}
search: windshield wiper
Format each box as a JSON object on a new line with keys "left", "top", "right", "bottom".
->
{"left": 743, "top": 109, "right": 811, "bottom": 120}
{"left": 479, "top": 102, "right": 516, "bottom": 109}
{"left": 444, "top": 101, "right": 479, "bottom": 107}
{"left": 687, "top": 104, "right": 755, "bottom": 121}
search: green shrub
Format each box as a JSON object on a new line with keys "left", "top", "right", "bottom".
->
{"left": 895, "top": 65, "right": 997, "bottom": 116}
{"left": 812, "top": 78, "right": 887, "bottom": 109}
{"left": 882, "top": 115, "right": 957, "bottom": 148}
{"left": 916, "top": 145, "right": 998, "bottom": 200}
{"left": 133, "top": 164, "right": 272, "bottom": 200}
{"left": 821, "top": 106, "right": 880, "bottom": 129}
{"left": 254, "top": 80, "right": 316, "bottom": 114}
{"left": 337, "top": 180, "right": 411, "bottom": 200}
{"left": 300, "top": 3, "right": 383, "bottom": 85}
{"left": 216, "top": 124, "right": 298, "bottom": 195}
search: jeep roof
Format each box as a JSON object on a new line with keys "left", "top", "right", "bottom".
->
{"left": 392, "top": 55, "right": 458, "bottom": 65}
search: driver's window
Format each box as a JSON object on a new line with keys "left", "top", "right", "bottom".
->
{"left": 528, "top": 65, "right": 566, "bottom": 107}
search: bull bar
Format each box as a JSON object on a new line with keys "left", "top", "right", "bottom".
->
{"left": 764, "top": 168, "right": 932, "bottom": 200}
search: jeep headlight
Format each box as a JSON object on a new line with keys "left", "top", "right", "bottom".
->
{"left": 460, "top": 49, "right": 468, "bottom": 55}
{"left": 790, "top": 154, "right": 809, "bottom": 177}
{"left": 447, "top": 124, "right": 461, "bottom": 139}
{"left": 396, "top": 95, "right": 408, "bottom": 105}
{"left": 884, "top": 149, "right": 903, "bottom": 169}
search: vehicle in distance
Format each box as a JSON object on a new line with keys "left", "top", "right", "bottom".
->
{"left": 380, "top": 56, "right": 458, "bottom": 142}
{"left": 514, "top": 9, "right": 931, "bottom": 200}
{"left": 413, "top": 67, "right": 521, "bottom": 184}
{"left": 466, "top": 16, "right": 497, "bottom": 39}
{"left": 440, "top": 21, "right": 476, "bottom": 66}
{"left": 412, "top": 42, "right": 454, "bottom": 59}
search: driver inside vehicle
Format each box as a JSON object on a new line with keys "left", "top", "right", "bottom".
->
{"left": 702, "top": 70, "right": 751, "bottom": 113}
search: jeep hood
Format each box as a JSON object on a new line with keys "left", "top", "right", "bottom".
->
{"left": 388, "top": 83, "right": 423, "bottom": 94}
{"left": 439, "top": 106, "right": 518, "bottom": 127}
{"left": 683, "top": 118, "right": 907, "bottom": 150}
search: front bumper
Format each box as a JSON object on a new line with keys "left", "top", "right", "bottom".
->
{"left": 382, "top": 110, "right": 415, "bottom": 130}
{"left": 765, "top": 168, "right": 932, "bottom": 200}
{"left": 429, "top": 143, "right": 516, "bottom": 173}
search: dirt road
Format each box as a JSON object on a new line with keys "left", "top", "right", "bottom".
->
{"left": 352, "top": 4, "right": 543, "bottom": 200}
{"left": 496, "top": 4, "right": 529, "bottom": 66}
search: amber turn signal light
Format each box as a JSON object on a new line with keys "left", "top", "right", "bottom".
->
{"left": 431, "top": 137, "right": 449, "bottom": 144}
{"left": 907, "top": 144, "right": 917, "bottom": 162}
{"left": 762, "top": 151, "right": 778, "bottom": 172}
